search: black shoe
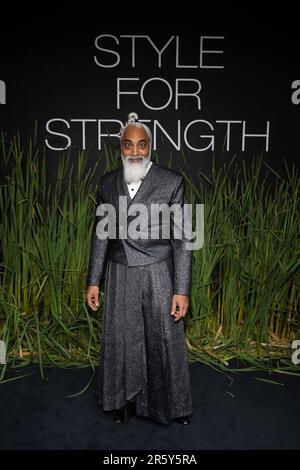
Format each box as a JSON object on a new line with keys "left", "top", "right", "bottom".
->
{"left": 112, "top": 408, "right": 124, "bottom": 423}
{"left": 112, "top": 401, "right": 136, "bottom": 423}
{"left": 173, "top": 416, "right": 191, "bottom": 425}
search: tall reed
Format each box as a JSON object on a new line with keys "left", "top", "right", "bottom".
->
{"left": 181, "top": 156, "right": 300, "bottom": 370}
{"left": 0, "top": 135, "right": 299, "bottom": 378}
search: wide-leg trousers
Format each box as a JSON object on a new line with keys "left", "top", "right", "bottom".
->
{"left": 95, "top": 257, "right": 193, "bottom": 425}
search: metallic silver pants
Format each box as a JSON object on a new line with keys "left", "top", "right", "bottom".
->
{"left": 95, "top": 257, "right": 193, "bottom": 425}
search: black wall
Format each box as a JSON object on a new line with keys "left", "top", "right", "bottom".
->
{"left": 1, "top": 7, "right": 299, "bottom": 180}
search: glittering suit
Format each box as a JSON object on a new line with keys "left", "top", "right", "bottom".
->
{"left": 87, "top": 161, "right": 193, "bottom": 425}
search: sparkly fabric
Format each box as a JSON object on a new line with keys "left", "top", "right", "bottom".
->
{"left": 87, "top": 162, "right": 194, "bottom": 425}
{"left": 95, "top": 257, "right": 193, "bottom": 425}
{"left": 87, "top": 162, "right": 192, "bottom": 295}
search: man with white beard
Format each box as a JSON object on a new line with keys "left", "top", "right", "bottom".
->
{"left": 86, "top": 113, "right": 193, "bottom": 426}
{"left": 121, "top": 125, "right": 152, "bottom": 184}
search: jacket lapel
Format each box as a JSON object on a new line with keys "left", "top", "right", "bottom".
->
{"left": 116, "top": 167, "right": 129, "bottom": 199}
{"left": 116, "top": 162, "right": 157, "bottom": 207}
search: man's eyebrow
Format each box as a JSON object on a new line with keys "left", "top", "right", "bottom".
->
{"left": 123, "top": 139, "right": 148, "bottom": 143}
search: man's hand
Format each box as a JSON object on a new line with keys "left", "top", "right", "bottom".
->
{"left": 86, "top": 285, "right": 100, "bottom": 311}
{"left": 170, "top": 294, "right": 189, "bottom": 322}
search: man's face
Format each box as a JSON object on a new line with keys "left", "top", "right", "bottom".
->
{"left": 121, "top": 126, "right": 150, "bottom": 163}
{"left": 121, "top": 125, "right": 151, "bottom": 184}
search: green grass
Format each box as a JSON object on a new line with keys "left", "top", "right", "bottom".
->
{"left": 0, "top": 133, "right": 299, "bottom": 379}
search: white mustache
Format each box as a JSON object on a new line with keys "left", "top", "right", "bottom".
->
{"left": 126, "top": 156, "right": 144, "bottom": 163}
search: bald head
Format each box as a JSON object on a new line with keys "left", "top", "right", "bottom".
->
{"left": 120, "top": 121, "right": 152, "bottom": 142}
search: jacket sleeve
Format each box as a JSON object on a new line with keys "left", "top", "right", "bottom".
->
{"left": 86, "top": 180, "right": 109, "bottom": 286}
{"left": 170, "top": 176, "right": 193, "bottom": 296}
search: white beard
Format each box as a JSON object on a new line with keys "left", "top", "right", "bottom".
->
{"left": 121, "top": 153, "right": 151, "bottom": 183}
